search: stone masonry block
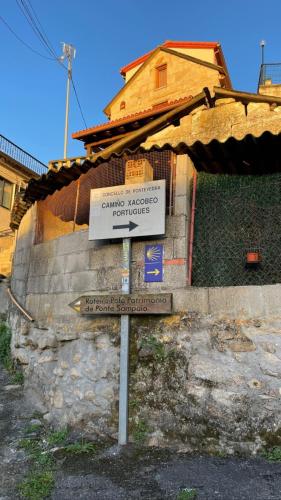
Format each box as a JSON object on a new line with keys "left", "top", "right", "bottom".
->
{"left": 262, "top": 284, "right": 281, "bottom": 316}
{"left": 173, "top": 237, "right": 187, "bottom": 259}
{"left": 47, "top": 255, "right": 67, "bottom": 275}
{"left": 89, "top": 243, "right": 122, "bottom": 270}
{"left": 12, "top": 280, "right": 26, "bottom": 298}
{"left": 32, "top": 240, "right": 56, "bottom": 260}
{"left": 173, "top": 287, "right": 209, "bottom": 314}
{"left": 49, "top": 274, "right": 71, "bottom": 294}
{"left": 64, "top": 252, "right": 89, "bottom": 274}
{"left": 174, "top": 195, "right": 188, "bottom": 215}
{"left": 69, "top": 270, "right": 98, "bottom": 292}
{"left": 175, "top": 159, "right": 188, "bottom": 195}
{"left": 166, "top": 215, "right": 187, "bottom": 238}
{"left": 0, "top": 284, "right": 8, "bottom": 314}
{"left": 29, "top": 259, "right": 49, "bottom": 276}
{"left": 27, "top": 275, "right": 51, "bottom": 295}
{"left": 25, "top": 293, "right": 42, "bottom": 319}
{"left": 175, "top": 154, "right": 194, "bottom": 198}
{"left": 56, "top": 230, "right": 92, "bottom": 255}
{"left": 12, "top": 248, "right": 23, "bottom": 266}
{"left": 95, "top": 267, "right": 122, "bottom": 291}
{"left": 13, "top": 264, "right": 28, "bottom": 281}
{"left": 192, "top": 101, "right": 245, "bottom": 143}
{"left": 232, "top": 113, "right": 281, "bottom": 141}
{"left": 215, "top": 98, "right": 236, "bottom": 107}
{"left": 162, "top": 262, "right": 187, "bottom": 289}
{"left": 208, "top": 285, "right": 264, "bottom": 319}
{"left": 247, "top": 102, "right": 270, "bottom": 118}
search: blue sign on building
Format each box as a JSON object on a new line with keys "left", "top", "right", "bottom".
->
{"left": 144, "top": 244, "right": 164, "bottom": 282}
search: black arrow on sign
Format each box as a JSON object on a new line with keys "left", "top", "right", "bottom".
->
{"left": 113, "top": 221, "right": 138, "bottom": 232}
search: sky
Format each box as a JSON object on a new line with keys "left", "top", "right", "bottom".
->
{"left": 1, "top": 0, "right": 281, "bottom": 165}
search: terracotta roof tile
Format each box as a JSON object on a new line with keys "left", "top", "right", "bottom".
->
{"left": 72, "top": 96, "right": 193, "bottom": 140}
{"left": 120, "top": 40, "right": 220, "bottom": 75}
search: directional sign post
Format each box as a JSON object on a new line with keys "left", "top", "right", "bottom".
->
{"left": 89, "top": 180, "right": 166, "bottom": 240}
{"left": 85, "top": 177, "right": 168, "bottom": 446}
{"left": 119, "top": 237, "right": 131, "bottom": 445}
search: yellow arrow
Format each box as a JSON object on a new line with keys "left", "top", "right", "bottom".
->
{"left": 147, "top": 268, "right": 160, "bottom": 275}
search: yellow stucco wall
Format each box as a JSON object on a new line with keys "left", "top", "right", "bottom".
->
{"left": 0, "top": 161, "right": 30, "bottom": 275}
{"left": 110, "top": 52, "right": 221, "bottom": 120}
{"left": 259, "top": 84, "right": 281, "bottom": 98}
{"left": 124, "top": 48, "right": 215, "bottom": 83}
{"left": 0, "top": 207, "right": 12, "bottom": 232}
{"left": 0, "top": 234, "right": 15, "bottom": 276}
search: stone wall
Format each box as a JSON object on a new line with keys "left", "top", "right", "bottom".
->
{"left": 110, "top": 51, "right": 220, "bottom": 120}
{"left": 8, "top": 152, "right": 281, "bottom": 454}
{"left": 0, "top": 282, "right": 8, "bottom": 317}
{"left": 142, "top": 99, "right": 281, "bottom": 152}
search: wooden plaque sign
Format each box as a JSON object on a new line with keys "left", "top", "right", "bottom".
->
{"left": 70, "top": 293, "right": 172, "bottom": 315}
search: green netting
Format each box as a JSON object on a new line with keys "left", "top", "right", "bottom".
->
{"left": 192, "top": 172, "right": 281, "bottom": 287}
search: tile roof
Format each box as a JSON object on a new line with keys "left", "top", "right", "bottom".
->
{"left": 120, "top": 40, "right": 221, "bottom": 75}
{"left": 72, "top": 96, "right": 193, "bottom": 140}
{"left": 12, "top": 86, "right": 281, "bottom": 230}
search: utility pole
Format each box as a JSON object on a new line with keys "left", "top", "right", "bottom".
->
{"left": 260, "top": 40, "right": 266, "bottom": 85}
{"left": 61, "top": 43, "right": 76, "bottom": 159}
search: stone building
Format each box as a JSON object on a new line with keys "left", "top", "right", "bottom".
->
{"left": 0, "top": 134, "right": 46, "bottom": 277}
{"left": 8, "top": 41, "right": 281, "bottom": 454}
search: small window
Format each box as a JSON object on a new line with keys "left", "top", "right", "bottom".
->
{"left": 120, "top": 101, "right": 126, "bottom": 110}
{"left": 155, "top": 64, "right": 167, "bottom": 89}
{"left": 0, "top": 177, "right": 13, "bottom": 209}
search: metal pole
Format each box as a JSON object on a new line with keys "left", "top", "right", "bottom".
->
{"left": 63, "top": 56, "right": 71, "bottom": 159}
{"left": 118, "top": 237, "right": 131, "bottom": 445}
{"left": 62, "top": 43, "right": 76, "bottom": 160}
{"left": 260, "top": 40, "right": 266, "bottom": 86}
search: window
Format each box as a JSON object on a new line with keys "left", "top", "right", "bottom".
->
{"left": 120, "top": 101, "right": 126, "bottom": 110}
{"left": 0, "top": 178, "right": 13, "bottom": 209}
{"left": 155, "top": 64, "right": 167, "bottom": 89}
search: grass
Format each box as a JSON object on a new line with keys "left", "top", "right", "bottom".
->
{"left": 24, "top": 423, "right": 42, "bottom": 434}
{"left": 129, "top": 398, "right": 140, "bottom": 410}
{"left": 176, "top": 488, "right": 197, "bottom": 500}
{"left": 64, "top": 440, "right": 96, "bottom": 455}
{"left": 262, "top": 446, "right": 281, "bottom": 461}
{"left": 140, "top": 335, "right": 166, "bottom": 362}
{"left": 18, "top": 436, "right": 55, "bottom": 498}
{"left": 46, "top": 428, "right": 69, "bottom": 446}
{"left": 0, "top": 321, "right": 13, "bottom": 370}
{"left": 18, "top": 470, "right": 55, "bottom": 500}
{"left": 132, "top": 420, "right": 150, "bottom": 444}
{"left": 18, "top": 428, "right": 96, "bottom": 498}
{"left": 0, "top": 320, "right": 24, "bottom": 383}
{"left": 12, "top": 370, "right": 24, "bottom": 384}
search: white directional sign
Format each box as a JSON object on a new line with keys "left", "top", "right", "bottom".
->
{"left": 89, "top": 180, "right": 166, "bottom": 240}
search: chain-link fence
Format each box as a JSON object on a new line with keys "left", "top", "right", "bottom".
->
{"left": 192, "top": 172, "right": 281, "bottom": 287}
{"left": 35, "top": 151, "right": 174, "bottom": 244}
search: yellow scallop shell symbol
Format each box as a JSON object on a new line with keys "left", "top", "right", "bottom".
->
{"left": 146, "top": 246, "right": 161, "bottom": 261}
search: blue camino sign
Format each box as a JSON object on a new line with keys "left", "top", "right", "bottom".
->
{"left": 144, "top": 244, "right": 164, "bottom": 282}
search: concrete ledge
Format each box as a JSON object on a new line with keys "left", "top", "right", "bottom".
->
{"left": 174, "top": 284, "right": 281, "bottom": 319}
{"left": 19, "top": 283, "right": 281, "bottom": 321}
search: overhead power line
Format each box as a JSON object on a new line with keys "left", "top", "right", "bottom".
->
{"left": 0, "top": 14, "right": 53, "bottom": 60}
{"left": 71, "top": 77, "right": 87, "bottom": 129}
{"left": 11, "top": 0, "right": 88, "bottom": 130}
{"left": 16, "top": 0, "right": 65, "bottom": 65}
{"left": 24, "top": 0, "right": 58, "bottom": 57}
